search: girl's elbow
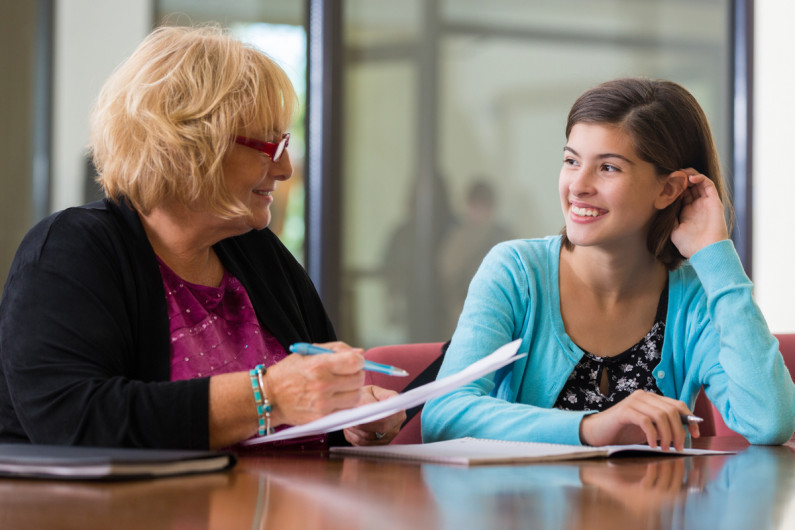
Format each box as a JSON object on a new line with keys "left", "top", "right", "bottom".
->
{"left": 743, "top": 416, "right": 795, "bottom": 445}
{"left": 420, "top": 399, "right": 450, "bottom": 443}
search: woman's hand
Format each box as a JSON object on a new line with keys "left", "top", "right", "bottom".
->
{"left": 264, "top": 341, "right": 367, "bottom": 427}
{"left": 579, "top": 390, "right": 700, "bottom": 451}
{"left": 343, "top": 386, "right": 406, "bottom": 446}
{"left": 670, "top": 169, "right": 729, "bottom": 259}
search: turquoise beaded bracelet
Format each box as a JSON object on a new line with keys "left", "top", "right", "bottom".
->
{"left": 249, "top": 364, "right": 273, "bottom": 437}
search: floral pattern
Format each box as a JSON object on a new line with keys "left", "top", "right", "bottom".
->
{"left": 554, "top": 286, "right": 668, "bottom": 412}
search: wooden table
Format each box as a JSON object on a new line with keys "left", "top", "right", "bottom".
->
{"left": 1, "top": 436, "right": 793, "bottom": 530}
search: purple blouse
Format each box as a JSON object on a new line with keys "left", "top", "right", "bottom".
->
{"left": 157, "top": 257, "right": 285, "bottom": 381}
{"left": 157, "top": 258, "right": 327, "bottom": 452}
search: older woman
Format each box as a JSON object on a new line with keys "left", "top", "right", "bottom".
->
{"left": 0, "top": 25, "right": 404, "bottom": 449}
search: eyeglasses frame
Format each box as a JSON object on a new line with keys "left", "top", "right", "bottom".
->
{"left": 234, "top": 133, "right": 290, "bottom": 162}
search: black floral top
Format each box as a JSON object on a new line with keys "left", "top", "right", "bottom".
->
{"left": 554, "top": 285, "right": 668, "bottom": 412}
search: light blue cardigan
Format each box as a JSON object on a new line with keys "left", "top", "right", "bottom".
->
{"left": 422, "top": 236, "right": 795, "bottom": 445}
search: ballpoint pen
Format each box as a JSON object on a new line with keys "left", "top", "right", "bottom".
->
{"left": 680, "top": 414, "right": 703, "bottom": 425}
{"left": 289, "top": 343, "right": 410, "bottom": 377}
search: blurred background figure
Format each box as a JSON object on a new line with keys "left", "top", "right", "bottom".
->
{"left": 381, "top": 174, "right": 458, "bottom": 343}
{"left": 438, "top": 179, "right": 512, "bottom": 336}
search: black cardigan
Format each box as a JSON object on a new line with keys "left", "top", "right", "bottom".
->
{"left": 0, "top": 198, "right": 335, "bottom": 448}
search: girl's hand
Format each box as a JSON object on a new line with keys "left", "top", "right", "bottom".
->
{"left": 579, "top": 390, "right": 700, "bottom": 451}
{"left": 670, "top": 169, "right": 729, "bottom": 258}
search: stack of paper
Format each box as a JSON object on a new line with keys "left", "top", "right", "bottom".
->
{"left": 243, "top": 339, "right": 524, "bottom": 445}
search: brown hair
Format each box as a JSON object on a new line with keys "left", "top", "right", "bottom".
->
{"left": 561, "top": 78, "right": 731, "bottom": 270}
{"left": 90, "top": 25, "right": 296, "bottom": 218}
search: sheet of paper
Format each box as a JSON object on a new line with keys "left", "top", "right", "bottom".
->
{"left": 243, "top": 339, "right": 524, "bottom": 445}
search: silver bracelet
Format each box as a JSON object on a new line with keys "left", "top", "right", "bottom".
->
{"left": 255, "top": 365, "right": 273, "bottom": 436}
{"left": 249, "top": 365, "right": 272, "bottom": 436}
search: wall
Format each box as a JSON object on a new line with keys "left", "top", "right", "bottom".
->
{"left": 754, "top": 0, "right": 795, "bottom": 333}
{"left": 0, "top": 2, "right": 37, "bottom": 289}
{"left": 52, "top": 0, "right": 152, "bottom": 211}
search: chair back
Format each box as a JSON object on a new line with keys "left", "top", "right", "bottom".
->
{"left": 693, "top": 388, "right": 717, "bottom": 436}
{"left": 364, "top": 342, "right": 446, "bottom": 444}
{"left": 364, "top": 334, "right": 795, "bottom": 443}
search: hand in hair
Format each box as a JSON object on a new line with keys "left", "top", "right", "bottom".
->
{"left": 670, "top": 169, "right": 730, "bottom": 258}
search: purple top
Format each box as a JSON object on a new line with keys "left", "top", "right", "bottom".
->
{"left": 158, "top": 257, "right": 286, "bottom": 381}
{"left": 158, "top": 258, "right": 328, "bottom": 452}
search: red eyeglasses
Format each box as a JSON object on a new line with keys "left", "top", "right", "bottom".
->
{"left": 234, "top": 133, "right": 290, "bottom": 162}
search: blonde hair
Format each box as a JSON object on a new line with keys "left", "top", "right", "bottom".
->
{"left": 90, "top": 25, "right": 297, "bottom": 218}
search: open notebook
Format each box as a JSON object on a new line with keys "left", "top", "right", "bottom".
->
{"left": 330, "top": 437, "right": 734, "bottom": 466}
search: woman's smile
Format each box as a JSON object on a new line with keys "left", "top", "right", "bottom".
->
{"left": 253, "top": 188, "right": 274, "bottom": 200}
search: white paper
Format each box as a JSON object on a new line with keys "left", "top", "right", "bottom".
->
{"left": 328, "top": 437, "right": 735, "bottom": 465}
{"left": 243, "top": 339, "right": 524, "bottom": 445}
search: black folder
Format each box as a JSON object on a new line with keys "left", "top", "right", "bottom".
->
{"left": 0, "top": 444, "right": 236, "bottom": 480}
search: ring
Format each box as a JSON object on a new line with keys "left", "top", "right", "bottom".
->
{"left": 375, "top": 432, "right": 386, "bottom": 440}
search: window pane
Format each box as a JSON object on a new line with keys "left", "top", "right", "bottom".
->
{"left": 342, "top": 0, "right": 731, "bottom": 346}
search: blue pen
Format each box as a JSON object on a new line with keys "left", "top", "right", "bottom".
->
{"left": 289, "top": 343, "right": 409, "bottom": 377}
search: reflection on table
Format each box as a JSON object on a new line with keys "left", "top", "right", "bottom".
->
{"left": 0, "top": 437, "right": 793, "bottom": 530}
{"left": 422, "top": 440, "right": 795, "bottom": 530}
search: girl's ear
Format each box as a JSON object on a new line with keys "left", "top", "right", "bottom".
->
{"left": 655, "top": 170, "right": 688, "bottom": 210}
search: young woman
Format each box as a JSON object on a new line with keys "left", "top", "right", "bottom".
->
{"left": 422, "top": 78, "right": 795, "bottom": 450}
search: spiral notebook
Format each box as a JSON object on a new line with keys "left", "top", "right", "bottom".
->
{"left": 330, "top": 437, "right": 733, "bottom": 466}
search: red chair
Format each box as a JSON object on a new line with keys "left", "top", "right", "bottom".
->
{"left": 366, "top": 334, "right": 795, "bottom": 443}
{"left": 364, "top": 342, "right": 446, "bottom": 444}
{"left": 696, "top": 333, "right": 795, "bottom": 437}
{"left": 693, "top": 389, "right": 717, "bottom": 436}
